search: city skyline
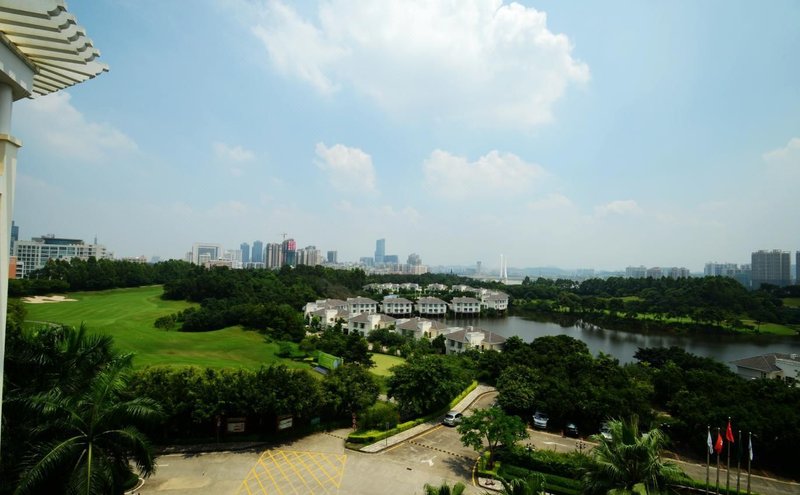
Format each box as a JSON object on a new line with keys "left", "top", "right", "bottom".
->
{"left": 8, "top": 1, "right": 800, "bottom": 270}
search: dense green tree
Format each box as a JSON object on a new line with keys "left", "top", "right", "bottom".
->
{"left": 422, "top": 481, "right": 466, "bottom": 495}
{"left": 322, "top": 364, "right": 380, "bottom": 421}
{"left": 495, "top": 365, "right": 540, "bottom": 415}
{"left": 387, "top": 355, "right": 471, "bottom": 419}
{"left": 457, "top": 406, "right": 528, "bottom": 468}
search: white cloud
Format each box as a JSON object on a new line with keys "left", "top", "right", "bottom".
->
{"left": 527, "top": 193, "right": 574, "bottom": 211}
{"left": 213, "top": 142, "right": 255, "bottom": 162}
{"left": 248, "top": 0, "right": 589, "bottom": 129}
{"left": 315, "top": 142, "right": 377, "bottom": 193}
{"left": 763, "top": 137, "right": 800, "bottom": 169}
{"left": 594, "top": 199, "right": 643, "bottom": 217}
{"left": 423, "top": 149, "right": 546, "bottom": 200}
{"left": 16, "top": 92, "right": 137, "bottom": 162}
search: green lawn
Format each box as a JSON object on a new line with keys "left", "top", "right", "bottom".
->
{"left": 371, "top": 353, "right": 405, "bottom": 376}
{"left": 782, "top": 298, "right": 800, "bottom": 308}
{"left": 740, "top": 320, "right": 799, "bottom": 336}
{"left": 20, "top": 286, "right": 310, "bottom": 370}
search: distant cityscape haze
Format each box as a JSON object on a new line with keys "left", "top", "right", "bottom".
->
{"left": 9, "top": 1, "right": 800, "bottom": 272}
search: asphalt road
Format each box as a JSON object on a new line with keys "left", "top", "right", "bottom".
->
{"left": 136, "top": 390, "right": 800, "bottom": 495}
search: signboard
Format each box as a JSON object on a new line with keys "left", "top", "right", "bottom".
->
{"left": 227, "top": 417, "right": 246, "bottom": 433}
{"left": 277, "top": 415, "right": 293, "bottom": 430}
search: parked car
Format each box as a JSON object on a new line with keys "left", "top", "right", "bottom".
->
{"left": 443, "top": 411, "right": 463, "bottom": 426}
{"left": 565, "top": 422, "right": 579, "bottom": 437}
{"left": 599, "top": 422, "right": 612, "bottom": 440}
{"left": 532, "top": 411, "right": 549, "bottom": 429}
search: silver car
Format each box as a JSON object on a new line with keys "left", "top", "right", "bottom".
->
{"left": 443, "top": 411, "right": 463, "bottom": 426}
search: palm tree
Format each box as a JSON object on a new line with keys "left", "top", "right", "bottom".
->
{"left": 14, "top": 350, "right": 162, "bottom": 495}
{"left": 583, "top": 416, "right": 683, "bottom": 495}
{"left": 498, "top": 473, "right": 546, "bottom": 495}
{"left": 422, "top": 481, "right": 466, "bottom": 495}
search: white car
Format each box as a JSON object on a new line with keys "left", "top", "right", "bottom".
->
{"left": 532, "top": 411, "right": 549, "bottom": 429}
{"left": 443, "top": 411, "right": 463, "bottom": 426}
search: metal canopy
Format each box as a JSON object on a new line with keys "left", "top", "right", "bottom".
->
{"left": 0, "top": 0, "right": 107, "bottom": 99}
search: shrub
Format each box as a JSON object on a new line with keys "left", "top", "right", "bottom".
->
{"left": 359, "top": 402, "right": 400, "bottom": 431}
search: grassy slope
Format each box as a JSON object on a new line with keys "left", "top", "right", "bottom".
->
{"left": 21, "top": 286, "right": 309, "bottom": 370}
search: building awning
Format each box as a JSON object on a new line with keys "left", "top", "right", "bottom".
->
{"left": 0, "top": 0, "right": 107, "bottom": 100}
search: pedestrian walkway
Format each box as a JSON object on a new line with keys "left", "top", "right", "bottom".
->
{"left": 359, "top": 384, "right": 496, "bottom": 453}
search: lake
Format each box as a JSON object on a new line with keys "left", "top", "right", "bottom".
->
{"left": 448, "top": 316, "right": 800, "bottom": 365}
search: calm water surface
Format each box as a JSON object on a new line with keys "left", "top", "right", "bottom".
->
{"left": 448, "top": 316, "right": 800, "bottom": 365}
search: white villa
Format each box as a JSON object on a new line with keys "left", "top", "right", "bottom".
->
{"left": 481, "top": 292, "right": 509, "bottom": 311}
{"left": 444, "top": 327, "right": 506, "bottom": 354}
{"left": 395, "top": 317, "right": 449, "bottom": 340}
{"left": 416, "top": 296, "right": 448, "bottom": 316}
{"left": 382, "top": 296, "right": 414, "bottom": 316}
{"left": 348, "top": 313, "right": 396, "bottom": 336}
{"left": 346, "top": 297, "right": 379, "bottom": 317}
{"left": 731, "top": 353, "right": 800, "bottom": 384}
{"left": 451, "top": 297, "right": 482, "bottom": 315}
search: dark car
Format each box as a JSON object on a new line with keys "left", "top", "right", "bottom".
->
{"left": 565, "top": 422, "right": 579, "bottom": 437}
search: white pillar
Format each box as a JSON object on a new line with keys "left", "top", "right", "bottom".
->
{"left": 0, "top": 82, "right": 21, "bottom": 450}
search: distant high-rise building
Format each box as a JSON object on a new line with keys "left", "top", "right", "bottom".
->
{"left": 252, "top": 240, "right": 264, "bottom": 264}
{"left": 297, "top": 245, "right": 321, "bottom": 266}
{"left": 384, "top": 254, "right": 398, "bottom": 264}
{"left": 407, "top": 253, "right": 422, "bottom": 266}
{"left": 282, "top": 238, "right": 296, "bottom": 266}
{"left": 625, "top": 266, "right": 647, "bottom": 279}
{"left": 375, "top": 238, "right": 385, "bottom": 264}
{"left": 327, "top": 250, "right": 338, "bottom": 264}
{"left": 751, "top": 250, "right": 791, "bottom": 288}
{"left": 10, "top": 220, "right": 18, "bottom": 251}
{"left": 266, "top": 242, "right": 282, "bottom": 268}
{"left": 476, "top": 261, "right": 482, "bottom": 275}
{"left": 191, "top": 242, "right": 222, "bottom": 265}
{"left": 705, "top": 262, "right": 740, "bottom": 277}
{"left": 240, "top": 242, "right": 250, "bottom": 264}
{"left": 797, "top": 251, "right": 800, "bottom": 284}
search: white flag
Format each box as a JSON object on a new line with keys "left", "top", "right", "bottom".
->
{"left": 707, "top": 429, "right": 713, "bottom": 455}
{"left": 749, "top": 435, "right": 754, "bottom": 461}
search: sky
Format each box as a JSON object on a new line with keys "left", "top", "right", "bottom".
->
{"left": 10, "top": 0, "right": 800, "bottom": 272}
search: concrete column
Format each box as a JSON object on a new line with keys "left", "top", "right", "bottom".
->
{"left": 0, "top": 82, "right": 20, "bottom": 450}
{"left": 0, "top": 83, "right": 12, "bottom": 134}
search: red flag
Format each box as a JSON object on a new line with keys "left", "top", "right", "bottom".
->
{"left": 726, "top": 420, "right": 735, "bottom": 443}
{"left": 715, "top": 431, "right": 724, "bottom": 454}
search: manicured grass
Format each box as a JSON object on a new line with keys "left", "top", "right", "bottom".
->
{"left": 782, "top": 298, "right": 800, "bottom": 308}
{"left": 370, "top": 353, "right": 405, "bottom": 376}
{"left": 20, "top": 286, "right": 310, "bottom": 370}
{"left": 740, "top": 320, "right": 799, "bottom": 336}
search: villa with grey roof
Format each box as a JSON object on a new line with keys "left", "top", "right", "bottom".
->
{"left": 731, "top": 353, "right": 800, "bottom": 384}
{"left": 444, "top": 327, "right": 506, "bottom": 354}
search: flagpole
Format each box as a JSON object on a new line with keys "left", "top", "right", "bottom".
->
{"left": 716, "top": 427, "right": 721, "bottom": 495}
{"left": 736, "top": 429, "right": 742, "bottom": 494}
{"left": 726, "top": 418, "right": 732, "bottom": 493}
{"left": 746, "top": 432, "right": 752, "bottom": 495}
{"left": 706, "top": 425, "right": 711, "bottom": 494}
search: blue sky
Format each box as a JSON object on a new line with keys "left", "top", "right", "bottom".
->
{"left": 10, "top": 0, "right": 800, "bottom": 271}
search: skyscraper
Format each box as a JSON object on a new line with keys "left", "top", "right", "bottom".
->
{"left": 266, "top": 243, "right": 283, "bottom": 268}
{"left": 375, "top": 238, "right": 385, "bottom": 264}
{"left": 252, "top": 240, "right": 264, "bottom": 264}
{"left": 282, "top": 238, "right": 297, "bottom": 266}
{"left": 240, "top": 242, "right": 250, "bottom": 264}
{"left": 327, "top": 250, "right": 338, "bottom": 264}
{"left": 751, "top": 250, "right": 791, "bottom": 288}
{"left": 10, "top": 220, "right": 18, "bottom": 251}
{"left": 796, "top": 251, "right": 799, "bottom": 285}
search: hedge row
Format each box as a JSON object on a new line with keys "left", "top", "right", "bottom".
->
{"left": 347, "top": 380, "right": 478, "bottom": 445}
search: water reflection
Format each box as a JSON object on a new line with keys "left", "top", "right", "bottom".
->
{"left": 448, "top": 317, "right": 800, "bottom": 365}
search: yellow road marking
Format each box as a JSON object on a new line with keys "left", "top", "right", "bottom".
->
{"left": 339, "top": 455, "right": 347, "bottom": 488}
{"left": 281, "top": 450, "right": 320, "bottom": 493}
{"left": 294, "top": 452, "right": 328, "bottom": 493}
{"left": 302, "top": 451, "right": 340, "bottom": 487}
{"left": 239, "top": 478, "right": 254, "bottom": 495}
{"left": 267, "top": 451, "right": 301, "bottom": 495}
{"left": 252, "top": 463, "right": 274, "bottom": 495}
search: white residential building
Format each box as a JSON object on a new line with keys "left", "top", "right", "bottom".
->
{"left": 481, "top": 292, "right": 509, "bottom": 311}
{"left": 348, "top": 313, "right": 396, "bottom": 336}
{"left": 444, "top": 327, "right": 506, "bottom": 354}
{"left": 382, "top": 296, "right": 414, "bottom": 316}
{"left": 304, "top": 299, "right": 348, "bottom": 317}
{"left": 451, "top": 297, "right": 482, "bottom": 315}
{"left": 346, "top": 297, "right": 379, "bottom": 317}
{"left": 14, "top": 235, "right": 113, "bottom": 278}
{"left": 416, "top": 296, "right": 448, "bottom": 316}
{"left": 425, "top": 283, "right": 448, "bottom": 292}
{"left": 395, "top": 317, "right": 449, "bottom": 340}
{"left": 731, "top": 353, "right": 800, "bottom": 384}
{"left": 192, "top": 242, "right": 223, "bottom": 265}
{"left": 307, "top": 308, "right": 349, "bottom": 329}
